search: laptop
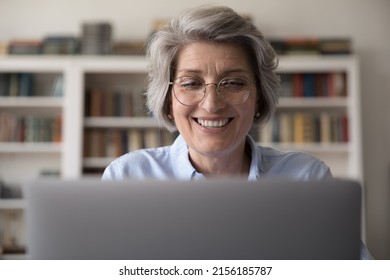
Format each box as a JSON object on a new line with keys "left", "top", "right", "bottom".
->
{"left": 24, "top": 178, "right": 362, "bottom": 260}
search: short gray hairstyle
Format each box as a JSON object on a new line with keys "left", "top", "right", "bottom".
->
{"left": 145, "top": 4, "right": 280, "bottom": 132}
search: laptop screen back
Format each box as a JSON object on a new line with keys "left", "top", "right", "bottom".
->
{"left": 24, "top": 178, "right": 361, "bottom": 260}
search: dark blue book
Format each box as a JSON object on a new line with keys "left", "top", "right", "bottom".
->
{"left": 19, "top": 73, "right": 34, "bottom": 96}
{"left": 303, "top": 74, "right": 315, "bottom": 97}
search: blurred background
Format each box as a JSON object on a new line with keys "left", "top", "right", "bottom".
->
{"left": 0, "top": 0, "right": 389, "bottom": 259}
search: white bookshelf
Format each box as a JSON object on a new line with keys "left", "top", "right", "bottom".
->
{"left": 0, "top": 54, "right": 364, "bottom": 257}
{"left": 274, "top": 55, "right": 363, "bottom": 182}
{"left": 0, "top": 57, "right": 68, "bottom": 258}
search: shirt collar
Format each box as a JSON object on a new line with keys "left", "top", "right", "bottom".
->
{"left": 246, "top": 134, "right": 261, "bottom": 181}
{"left": 170, "top": 135, "right": 200, "bottom": 180}
{"left": 170, "top": 134, "right": 260, "bottom": 181}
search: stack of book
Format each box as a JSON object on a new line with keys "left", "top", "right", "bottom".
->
{"left": 268, "top": 37, "right": 352, "bottom": 55}
{"left": 8, "top": 40, "right": 42, "bottom": 55}
{"left": 81, "top": 22, "right": 112, "bottom": 55}
{"left": 42, "top": 36, "right": 79, "bottom": 54}
{"left": 112, "top": 41, "right": 145, "bottom": 55}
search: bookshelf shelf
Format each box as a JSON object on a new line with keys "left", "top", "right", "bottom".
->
{"left": 0, "top": 96, "right": 63, "bottom": 108}
{"left": 268, "top": 142, "right": 350, "bottom": 154}
{"left": 0, "top": 142, "right": 62, "bottom": 153}
{"left": 277, "top": 54, "right": 357, "bottom": 72}
{"left": 83, "top": 157, "right": 115, "bottom": 168}
{"left": 84, "top": 117, "right": 160, "bottom": 128}
{"left": 278, "top": 97, "right": 348, "bottom": 108}
{"left": 0, "top": 199, "right": 26, "bottom": 210}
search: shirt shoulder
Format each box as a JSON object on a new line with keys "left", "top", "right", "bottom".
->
{"left": 102, "top": 146, "right": 173, "bottom": 180}
{"left": 256, "top": 145, "right": 332, "bottom": 180}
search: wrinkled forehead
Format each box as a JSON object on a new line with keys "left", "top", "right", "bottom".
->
{"left": 172, "top": 41, "right": 256, "bottom": 79}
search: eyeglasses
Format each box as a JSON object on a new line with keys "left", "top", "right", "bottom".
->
{"left": 169, "top": 76, "right": 255, "bottom": 106}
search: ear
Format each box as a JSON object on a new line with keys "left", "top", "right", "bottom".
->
{"left": 167, "top": 94, "right": 174, "bottom": 120}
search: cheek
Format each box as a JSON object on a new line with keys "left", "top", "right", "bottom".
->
{"left": 244, "top": 93, "right": 258, "bottom": 117}
{"left": 171, "top": 96, "right": 192, "bottom": 122}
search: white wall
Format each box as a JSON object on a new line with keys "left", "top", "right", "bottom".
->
{"left": 1, "top": 0, "right": 389, "bottom": 259}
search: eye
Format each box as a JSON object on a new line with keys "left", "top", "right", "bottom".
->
{"left": 177, "top": 77, "right": 203, "bottom": 90}
{"left": 219, "top": 78, "right": 248, "bottom": 91}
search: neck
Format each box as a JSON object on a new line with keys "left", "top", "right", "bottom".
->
{"left": 188, "top": 143, "right": 251, "bottom": 177}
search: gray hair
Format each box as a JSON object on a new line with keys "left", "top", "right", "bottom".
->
{"left": 145, "top": 4, "right": 280, "bottom": 132}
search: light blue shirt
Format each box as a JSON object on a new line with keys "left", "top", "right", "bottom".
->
{"left": 102, "top": 134, "right": 332, "bottom": 181}
{"left": 102, "top": 134, "right": 373, "bottom": 260}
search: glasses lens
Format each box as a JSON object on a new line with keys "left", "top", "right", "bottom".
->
{"left": 219, "top": 77, "right": 251, "bottom": 105}
{"left": 173, "top": 77, "right": 205, "bottom": 106}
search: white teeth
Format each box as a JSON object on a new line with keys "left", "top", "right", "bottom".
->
{"left": 197, "top": 118, "right": 229, "bottom": 128}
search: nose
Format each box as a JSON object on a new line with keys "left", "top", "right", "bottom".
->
{"left": 199, "top": 83, "right": 226, "bottom": 112}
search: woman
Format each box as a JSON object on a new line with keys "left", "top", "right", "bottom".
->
{"left": 102, "top": 5, "right": 331, "bottom": 181}
{"left": 102, "top": 4, "right": 372, "bottom": 259}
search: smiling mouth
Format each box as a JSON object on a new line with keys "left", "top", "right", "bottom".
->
{"left": 195, "top": 118, "right": 233, "bottom": 128}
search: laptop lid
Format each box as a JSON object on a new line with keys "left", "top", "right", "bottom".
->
{"left": 24, "top": 178, "right": 361, "bottom": 260}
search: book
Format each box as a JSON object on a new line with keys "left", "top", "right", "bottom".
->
{"left": 0, "top": 73, "right": 10, "bottom": 96}
{"left": 8, "top": 74, "right": 19, "bottom": 96}
{"left": 127, "top": 129, "right": 143, "bottom": 151}
{"left": 0, "top": 42, "right": 7, "bottom": 55}
{"left": 52, "top": 116, "right": 62, "bottom": 142}
{"left": 327, "top": 73, "right": 344, "bottom": 97}
{"left": 301, "top": 114, "right": 315, "bottom": 143}
{"left": 279, "top": 74, "right": 294, "bottom": 97}
{"left": 104, "top": 91, "right": 115, "bottom": 117}
{"left": 341, "top": 114, "right": 349, "bottom": 142}
{"left": 19, "top": 73, "right": 34, "bottom": 96}
{"left": 132, "top": 91, "right": 148, "bottom": 117}
{"left": 259, "top": 122, "right": 273, "bottom": 144}
{"left": 314, "top": 73, "right": 327, "bottom": 97}
{"left": 333, "top": 72, "right": 347, "bottom": 97}
{"left": 144, "top": 128, "right": 159, "bottom": 148}
{"left": 89, "top": 129, "right": 105, "bottom": 157}
{"left": 303, "top": 74, "right": 315, "bottom": 97}
{"left": 320, "top": 113, "right": 332, "bottom": 143}
{"left": 293, "top": 74, "right": 303, "bottom": 97}
{"left": 83, "top": 129, "right": 92, "bottom": 157}
{"left": 278, "top": 113, "right": 293, "bottom": 143}
{"left": 120, "top": 92, "right": 134, "bottom": 117}
{"left": 89, "top": 88, "right": 103, "bottom": 116}
{"left": 51, "top": 75, "right": 64, "bottom": 97}
{"left": 293, "top": 113, "right": 305, "bottom": 143}
{"left": 112, "top": 129, "right": 124, "bottom": 157}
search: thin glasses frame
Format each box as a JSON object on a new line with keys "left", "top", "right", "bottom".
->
{"left": 169, "top": 76, "right": 256, "bottom": 106}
